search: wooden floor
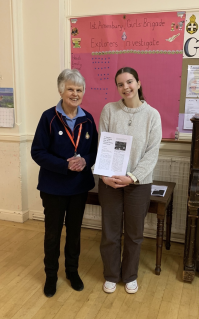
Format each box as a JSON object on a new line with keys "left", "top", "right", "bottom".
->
{"left": 0, "top": 220, "right": 199, "bottom": 319}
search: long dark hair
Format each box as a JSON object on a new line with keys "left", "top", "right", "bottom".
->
{"left": 115, "top": 67, "right": 144, "bottom": 101}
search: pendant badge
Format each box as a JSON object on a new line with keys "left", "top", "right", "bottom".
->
{"left": 74, "top": 153, "right": 80, "bottom": 157}
{"left": 85, "top": 132, "right": 90, "bottom": 139}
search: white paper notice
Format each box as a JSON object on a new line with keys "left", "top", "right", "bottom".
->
{"left": 183, "top": 98, "right": 199, "bottom": 129}
{"left": 94, "top": 132, "right": 133, "bottom": 177}
{"left": 186, "top": 65, "right": 199, "bottom": 98}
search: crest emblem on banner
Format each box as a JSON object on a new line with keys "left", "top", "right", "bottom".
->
{"left": 71, "top": 28, "right": 79, "bottom": 36}
{"left": 186, "top": 15, "right": 198, "bottom": 34}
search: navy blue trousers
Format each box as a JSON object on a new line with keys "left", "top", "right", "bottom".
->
{"left": 40, "top": 191, "right": 88, "bottom": 277}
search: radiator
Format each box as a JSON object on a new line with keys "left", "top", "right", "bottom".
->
{"left": 82, "top": 156, "right": 190, "bottom": 243}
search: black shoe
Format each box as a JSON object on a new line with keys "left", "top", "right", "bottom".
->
{"left": 66, "top": 270, "right": 84, "bottom": 291}
{"left": 44, "top": 276, "right": 57, "bottom": 297}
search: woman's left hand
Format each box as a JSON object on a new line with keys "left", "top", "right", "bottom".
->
{"left": 111, "top": 175, "right": 133, "bottom": 186}
{"left": 67, "top": 156, "right": 86, "bottom": 172}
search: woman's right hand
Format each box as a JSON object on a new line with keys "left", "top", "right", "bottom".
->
{"left": 67, "top": 156, "right": 86, "bottom": 172}
{"left": 102, "top": 176, "right": 126, "bottom": 189}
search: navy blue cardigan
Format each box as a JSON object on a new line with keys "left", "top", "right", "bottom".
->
{"left": 31, "top": 106, "right": 98, "bottom": 196}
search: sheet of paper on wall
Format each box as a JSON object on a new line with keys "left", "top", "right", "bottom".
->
{"left": 93, "top": 132, "right": 133, "bottom": 177}
{"left": 0, "top": 107, "right": 15, "bottom": 127}
{"left": 186, "top": 65, "right": 199, "bottom": 98}
{"left": 183, "top": 98, "right": 199, "bottom": 129}
{"left": 151, "top": 185, "right": 168, "bottom": 197}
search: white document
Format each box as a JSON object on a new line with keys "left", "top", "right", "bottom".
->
{"left": 186, "top": 65, "right": 199, "bottom": 97}
{"left": 151, "top": 185, "right": 168, "bottom": 197}
{"left": 94, "top": 132, "right": 133, "bottom": 177}
{"left": 183, "top": 99, "right": 199, "bottom": 129}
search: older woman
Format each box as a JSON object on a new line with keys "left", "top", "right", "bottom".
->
{"left": 31, "top": 69, "right": 98, "bottom": 297}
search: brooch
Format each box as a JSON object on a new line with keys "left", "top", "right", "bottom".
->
{"left": 85, "top": 132, "right": 90, "bottom": 139}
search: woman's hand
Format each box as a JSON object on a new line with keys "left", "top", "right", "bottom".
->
{"left": 112, "top": 175, "right": 133, "bottom": 186}
{"left": 102, "top": 175, "right": 132, "bottom": 189}
{"left": 67, "top": 156, "right": 86, "bottom": 172}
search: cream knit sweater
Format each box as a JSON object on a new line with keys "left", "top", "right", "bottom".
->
{"left": 98, "top": 99, "right": 162, "bottom": 184}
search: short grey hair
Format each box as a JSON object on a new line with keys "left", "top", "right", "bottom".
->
{"left": 57, "top": 69, "right": 86, "bottom": 94}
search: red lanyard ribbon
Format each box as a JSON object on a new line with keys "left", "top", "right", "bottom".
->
{"left": 64, "top": 124, "right": 82, "bottom": 155}
{"left": 56, "top": 109, "right": 82, "bottom": 155}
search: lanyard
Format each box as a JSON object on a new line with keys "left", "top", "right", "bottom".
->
{"left": 56, "top": 109, "right": 82, "bottom": 155}
{"left": 64, "top": 124, "right": 82, "bottom": 155}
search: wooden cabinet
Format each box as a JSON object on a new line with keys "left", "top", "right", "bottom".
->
{"left": 183, "top": 116, "right": 199, "bottom": 282}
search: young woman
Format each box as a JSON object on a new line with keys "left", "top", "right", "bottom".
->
{"left": 98, "top": 67, "right": 162, "bottom": 294}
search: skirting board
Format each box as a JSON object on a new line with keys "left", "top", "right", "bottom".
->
{"left": 179, "top": 132, "right": 192, "bottom": 141}
{"left": 0, "top": 209, "right": 29, "bottom": 223}
{"left": 30, "top": 209, "right": 185, "bottom": 243}
{"left": 29, "top": 210, "right": 45, "bottom": 221}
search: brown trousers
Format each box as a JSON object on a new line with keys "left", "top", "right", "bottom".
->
{"left": 98, "top": 179, "right": 151, "bottom": 283}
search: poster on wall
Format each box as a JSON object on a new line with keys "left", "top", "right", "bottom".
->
{"left": 183, "top": 98, "right": 199, "bottom": 129}
{"left": 183, "top": 12, "right": 199, "bottom": 59}
{"left": 0, "top": 88, "right": 14, "bottom": 127}
{"left": 186, "top": 65, "right": 199, "bottom": 97}
{"left": 0, "top": 88, "right": 14, "bottom": 108}
{"left": 71, "top": 12, "right": 185, "bottom": 138}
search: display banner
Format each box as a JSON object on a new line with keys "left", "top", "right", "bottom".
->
{"left": 71, "top": 12, "right": 186, "bottom": 138}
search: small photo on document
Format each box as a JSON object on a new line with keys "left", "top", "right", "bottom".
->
{"left": 115, "top": 141, "right": 126, "bottom": 151}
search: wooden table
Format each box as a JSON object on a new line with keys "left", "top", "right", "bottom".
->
{"left": 86, "top": 180, "right": 176, "bottom": 275}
